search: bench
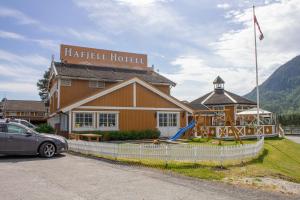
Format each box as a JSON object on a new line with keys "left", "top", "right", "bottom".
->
{"left": 69, "top": 133, "right": 102, "bottom": 142}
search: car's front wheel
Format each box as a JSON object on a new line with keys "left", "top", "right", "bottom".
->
{"left": 39, "top": 142, "right": 56, "bottom": 158}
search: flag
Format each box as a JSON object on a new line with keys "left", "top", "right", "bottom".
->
{"left": 254, "top": 15, "right": 264, "bottom": 40}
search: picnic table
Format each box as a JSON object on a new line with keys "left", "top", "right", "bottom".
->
{"left": 69, "top": 133, "right": 102, "bottom": 142}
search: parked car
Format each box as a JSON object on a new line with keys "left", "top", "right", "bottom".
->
{"left": 0, "top": 121, "right": 68, "bottom": 158}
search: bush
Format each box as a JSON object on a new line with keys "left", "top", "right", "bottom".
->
{"left": 35, "top": 123, "right": 55, "bottom": 134}
{"left": 75, "top": 129, "right": 160, "bottom": 141}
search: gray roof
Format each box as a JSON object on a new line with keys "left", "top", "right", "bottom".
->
{"left": 188, "top": 102, "right": 209, "bottom": 110}
{"left": 54, "top": 62, "right": 176, "bottom": 86}
{"left": 3, "top": 100, "right": 46, "bottom": 112}
{"left": 213, "top": 76, "right": 225, "bottom": 84}
{"left": 190, "top": 90, "right": 256, "bottom": 106}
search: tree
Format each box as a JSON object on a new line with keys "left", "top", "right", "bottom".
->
{"left": 37, "top": 69, "right": 50, "bottom": 102}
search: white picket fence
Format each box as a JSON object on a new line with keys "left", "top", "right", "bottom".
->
{"left": 68, "top": 139, "right": 264, "bottom": 163}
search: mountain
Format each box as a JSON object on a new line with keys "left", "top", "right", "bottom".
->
{"left": 244, "top": 55, "right": 300, "bottom": 114}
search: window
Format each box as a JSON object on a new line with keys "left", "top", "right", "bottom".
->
{"left": 61, "top": 79, "right": 72, "bottom": 86}
{"left": 89, "top": 81, "right": 105, "bottom": 88}
{"left": 7, "top": 124, "right": 27, "bottom": 134}
{"left": 0, "top": 124, "right": 6, "bottom": 133}
{"left": 74, "top": 113, "right": 93, "bottom": 128}
{"left": 8, "top": 112, "right": 16, "bottom": 116}
{"left": 212, "top": 106, "right": 224, "bottom": 111}
{"left": 98, "top": 113, "right": 118, "bottom": 130}
{"left": 158, "top": 113, "right": 178, "bottom": 127}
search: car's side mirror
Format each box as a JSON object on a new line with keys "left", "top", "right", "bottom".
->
{"left": 25, "top": 132, "right": 33, "bottom": 136}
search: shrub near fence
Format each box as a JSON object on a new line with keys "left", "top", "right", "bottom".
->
{"left": 75, "top": 129, "right": 160, "bottom": 141}
{"left": 68, "top": 139, "right": 264, "bottom": 164}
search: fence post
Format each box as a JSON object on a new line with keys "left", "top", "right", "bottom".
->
{"left": 139, "top": 144, "right": 142, "bottom": 162}
{"left": 220, "top": 146, "right": 223, "bottom": 168}
{"left": 114, "top": 144, "right": 117, "bottom": 160}
{"left": 165, "top": 144, "right": 168, "bottom": 168}
{"left": 193, "top": 146, "right": 197, "bottom": 164}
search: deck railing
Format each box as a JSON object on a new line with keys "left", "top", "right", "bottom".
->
{"left": 197, "top": 125, "right": 276, "bottom": 138}
{"left": 68, "top": 139, "right": 264, "bottom": 163}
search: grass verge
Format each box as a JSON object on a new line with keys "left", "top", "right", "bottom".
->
{"left": 69, "top": 137, "right": 300, "bottom": 183}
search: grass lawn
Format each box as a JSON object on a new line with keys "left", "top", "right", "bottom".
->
{"left": 188, "top": 137, "right": 257, "bottom": 145}
{"left": 172, "top": 137, "right": 300, "bottom": 182}
{"left": 72, "top": 136, "right": 300, "bottom": 183}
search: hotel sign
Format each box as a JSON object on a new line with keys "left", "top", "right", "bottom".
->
{"left": 60, "top": 44, "right": 148, "bottom": 69}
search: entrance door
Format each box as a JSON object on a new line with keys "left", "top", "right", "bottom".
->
{"left": 157, "top": 112, "right": 180, "bottom": 137}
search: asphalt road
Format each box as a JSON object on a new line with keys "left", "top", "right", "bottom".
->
{"left": 0, "top": 154, "right": 298, "bottom": 200}
{"left": 286, "top": 135, "right": 300, "bottom": 144}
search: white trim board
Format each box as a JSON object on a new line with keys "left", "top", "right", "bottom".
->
{"left": 133, "top": 82, "right": 136, "bottom": 107}
{"left": 61, "top": 77, "right": 193, "bottom": 113}
{"left": 201, "top": 92, "right": 214, "bottom": 104}
{"left": 224, "top": 92, "right": 237, "bottom": 103}
{"left": 78, "top": 106, "right": 183, "bottom": 111}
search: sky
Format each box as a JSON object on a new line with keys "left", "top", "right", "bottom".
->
{"left": 0, "top": 0, "right": 299, "bottom": 101}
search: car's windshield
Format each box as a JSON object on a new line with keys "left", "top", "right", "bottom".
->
{"left": 20, "top": 121, "right": 36, "bottom": 129}
{"left": 17, "top": 123, "right": 39, "bottom": 134}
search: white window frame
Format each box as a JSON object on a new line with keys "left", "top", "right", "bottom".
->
{"left": 61, "top": 79, "right": 72, "bottom": 87}
{"left": 97, "top": 111, "right": 119, "bottom": 131}
{"left": 89, "top": 81, "right": 105, "bottom": 89}
{"left": 73, "top": 112, "right": 95, "bottom": 131}
{"left": 157, "top": 112, "right": 179, "bottom": 128}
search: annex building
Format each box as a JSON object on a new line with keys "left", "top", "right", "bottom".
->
{"left": 0, "top": 99, "right": 46, "bottom": 123}
{"left": 48, "top": 44, "right": 193, "bottom": 137}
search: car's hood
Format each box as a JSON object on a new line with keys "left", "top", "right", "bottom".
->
{"left": 38, "top": 133, "right": 66, "bottom": 141}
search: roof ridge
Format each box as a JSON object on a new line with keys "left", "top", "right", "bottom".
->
{"left": 201, "top": 91, "right": 215, "bottom": 104}
{"left": 224, "top": 91, "right": 237, "bottom": 103}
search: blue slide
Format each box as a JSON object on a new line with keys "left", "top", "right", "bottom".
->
{"left": 169, "top": 120, "right": 196, "bottom": 141}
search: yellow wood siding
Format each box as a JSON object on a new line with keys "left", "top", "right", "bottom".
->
{"left": 136, "top": 84, "right": 179, "bottom": 108}
{"left": 119, "top": 110, "right": 156, "bottom": 131}
{"left": 60, "top": 79, "right": 116, "bottom": 109}
{"left": 154, "top": 85, "right": 170, "bottom": 95}
{"left": 82, "top": 84, "right": 133, "bottom": 107}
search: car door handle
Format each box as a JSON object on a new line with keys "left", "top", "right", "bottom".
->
{"left": 8, "top": 136, "right": 14, "bottom": 139}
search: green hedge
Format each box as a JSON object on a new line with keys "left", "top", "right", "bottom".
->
{"left": 35, "top": 123, "right": 55, "bottom": 134}
{"left": 75, "top": 129, "right": 160, "bottom": 141}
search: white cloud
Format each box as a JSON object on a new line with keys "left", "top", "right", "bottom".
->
{"left": 0, "top": 6, "right": 110, "bottom": 45}
{"left": 165, "top": 0, "right": 300, "bottom": 101}
{"left": 0, "top": 6, "right": 39, "bottom": 25}
{"left": 217, "top": 3, "right": 231, "bottom": 9}
{"left": 66, "top": 28, "right": 112, "bottom": 43}
{"left": 0, "top": 30, "right": 26, "bottom": 40}
{"left": 162, "top": 55, "right": 255, "bottom": 101}
{"left": 72, "top": 0, "right": 212, "bottom": 47}
{"left": 0, "top": 49, "right": 49, "bottom": 67}
{"left": 73, "top": 0, "right": 180, "bottom": 33}
{"left": 0, "top": 30, "right": 59, "bottom": 51}
{"left": 212, "top": 0, "right": 300, "bottom": 81}
{"left": 116, "top": 0, "right": 169, "bottom": 6}
{"left": 0, "top": 49, "right": 50, "bottom": 99}
{"left": 0, "top": 82, "right": 37, "bottom": 93}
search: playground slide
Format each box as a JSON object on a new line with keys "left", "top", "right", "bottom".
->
{"left": 168, "top": 120, "right": 196, "bottom": 141}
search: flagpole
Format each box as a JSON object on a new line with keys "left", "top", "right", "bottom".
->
{"left": 253, "top": 5, "right": 261, "bottom": 139}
